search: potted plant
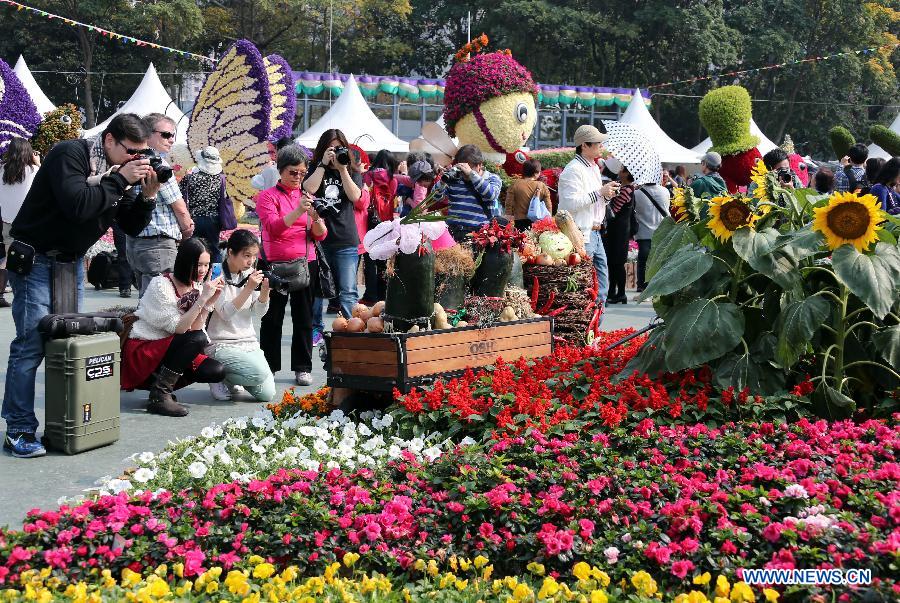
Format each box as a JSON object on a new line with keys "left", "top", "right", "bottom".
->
{"left": 469, "top": 219, "right": 527, "bottom": 297}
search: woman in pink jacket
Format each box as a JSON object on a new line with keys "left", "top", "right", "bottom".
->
{"left": 256, "top": 146, "right": 328, "bottom": 387}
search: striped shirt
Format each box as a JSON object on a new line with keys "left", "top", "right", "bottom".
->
{"left": 436, "top": 171, "right": 502, "bottom": 229}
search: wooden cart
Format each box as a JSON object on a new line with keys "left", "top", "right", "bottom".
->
{"left": 323, "top": 317, "right": 554, "bottom": 393}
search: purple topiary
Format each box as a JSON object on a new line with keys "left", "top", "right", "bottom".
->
{"left": 0, "top": 58, "right": 41, "bottom": 153}
{"left": 265, "top": 54, "right": 297, "bottom": 142}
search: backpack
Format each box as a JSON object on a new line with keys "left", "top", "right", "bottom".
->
{"left": 844, "top": 166, "right": 869, "bottom": 193}
{"left": 87, "top": 251, "right": 119, "bottom": 290}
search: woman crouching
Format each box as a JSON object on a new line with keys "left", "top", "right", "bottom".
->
{"left": 121, "top": 238, "right": 226, "bottom": 417}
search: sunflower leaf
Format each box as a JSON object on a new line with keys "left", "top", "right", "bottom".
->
{"left": 637, "top": 245, "right": 714, "bottom": 302}
{"left": 775, "top": 295, "right": 831, "bottom": 368}
{"left": 647, "top": 218, "right": 698, "bottom": 281}
{"left": 663, "top": 299, "right": 744, "bottom": 371}
{"left": 832, "top": 243, "right": 900, "bottom": 320}
{"left": 872, "top": 325, "right": 900, "bottom": 370}
{"left": 732, "top": 227, "right": 800, "bottom": 290}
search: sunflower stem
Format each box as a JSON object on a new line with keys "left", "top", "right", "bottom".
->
{"left": 842, "top": 361, "right": 900, "bottom": 381}
{"left": 829, "top": 286, "right": 850, "bottom": 401}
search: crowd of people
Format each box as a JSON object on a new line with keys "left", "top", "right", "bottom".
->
{"left": 1, "top": 110, "right": 899, "bottom": 458}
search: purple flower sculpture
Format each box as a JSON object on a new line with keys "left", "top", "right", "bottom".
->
{"left": 265, "top": 54, "right": 297, "bottom": 142}
{"left": 0, "top": 58, "right": 41, "bottom": 153}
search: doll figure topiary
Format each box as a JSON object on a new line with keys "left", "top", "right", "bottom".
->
{"left": 781, "top": 135, "right": 809, "bottom": 187}
{"left": 698, "top": 85, "right": 762, "bottom": 193}
{"left": 443, "top": 35, "right": 538, "bottom": 164}
{"left": 870, "top": 124, "right": 900, "bottom": 157}
{"left": 829, "top": 126, "right": 856, "bottom": 159}
{"left": 31, "top": 103, "right": 81, "bottom": 157}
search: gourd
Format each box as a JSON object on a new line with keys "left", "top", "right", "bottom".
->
{"left": 433, "top": 303, "right": 450, "bottom": 330}
{"left": 499, "top": 306, "right": 518, "bottom": 322}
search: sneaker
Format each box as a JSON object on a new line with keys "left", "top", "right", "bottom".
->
{"left": 209, "top": 382, "right": 232, "bottom": 401}
{"left": 227, "top": 383, "right": 246, "bottom": 398}
{"left": 4, "top": 433, "right": 47, "bottom": 458}
{"left": 295, "top": 371, "right": 313, "bottom": 386}
{"left": 119, "top": 288, "right": 131, "bottom": 298}
{"left": 312, "top": 329, "right": 324, "bottom": 347}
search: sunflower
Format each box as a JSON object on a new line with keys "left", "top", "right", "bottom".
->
{"left": 670, "top": 188, "right": 689, "bottom": 223}
{"left": 812, "top": 192, "right": 883, "bottom": 252}
{"left": 749, "top": 158, "right": 775, "bottom": 214}
{"left": 708, "top": 195, "right": 756, "bottom": 241}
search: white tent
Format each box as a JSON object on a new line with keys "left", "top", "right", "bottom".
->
{"left": 868, "top": 112, "right": 899, "bottom": 160}
{"left": 82, "top": 63, "right": 188, "bottom": 140}
{"left": 691, "top": 119, "right": 779, "bottom": 156}
{"left": 295, "top": 74, "right": 408, "bottom": 153}
{"left": 619, "top": 89, "right": 700, "bottom": 165}
{"left": 13, "top": 55, "right": 55, "bottom": 115}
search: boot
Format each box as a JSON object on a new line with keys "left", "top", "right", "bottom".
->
{"left": 0, "top": 269, "right": 9, "bottom": 308}
{"left": 147, "top": 367, "right": 189, "bottom": 417}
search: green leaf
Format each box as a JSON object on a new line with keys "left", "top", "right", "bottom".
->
{"left": 832, "top": 243, "right": 900, "bottom": 320}
{"left": 732, "top": 227, "right": 799, "bottom": 290}
{"left": 770, "top": 228, "right": 825, "bottom": 262}
{"left": 872, "top": 325, "right": 900, "bottom": 370}
{"left": 637, "top": 245, "right": 714, "bottom": 301}
{"left": 663, "top": 299, "right": 745, "bottom": 371}
{"left": 647, "top": 219, "right": 698, "bottom": 280}
{"left": 715, "top": 349, "right": 786, "bottom": 395}
{"left": 775, "top": 295, "right": 832, "bottom": 367}
{"left": 616, "top": 326, "right": 667, "bottom": 380}
{"left": 813, "top": 384, "right": 856, "bottom": 418}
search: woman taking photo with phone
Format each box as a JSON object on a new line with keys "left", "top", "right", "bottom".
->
{"left": 302, "top": 129, "right": 364, "bottom": 323}
{"left": 257, "top": 145, "right": 327, "bottom": 386}
{"left": 206, "top": 229, "right": 275, "bottom": 402}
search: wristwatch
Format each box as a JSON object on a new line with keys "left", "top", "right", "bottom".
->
{"left": 204, "top": 305, "right": 215, "bottom": 313}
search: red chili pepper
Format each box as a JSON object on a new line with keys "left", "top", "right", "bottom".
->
{"left": 594, "top": 306, "right": 603, "bottom": 337}
{"left": 547, "top": 304, "right": 569, "bottom": 317}
{"left": 536, "top": 291, "right": 556, "bottom": 315}
{"left": 530, "top": 276, "right": 540, "bottom": 311}
{"left": 587, "top": 308, "right": 600, "bottom": 334}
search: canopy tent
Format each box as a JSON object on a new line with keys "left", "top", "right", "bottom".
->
{"left": 13, "top": 55, "right": 55, "bottom": 115}
{"left": 691, "top": 119, "right": 779, "bottom": 156}
{"left": 295, "top": 74, "right": 408, "bottom": 153}
{"left": 868, "top": 111, "right": 899, "bottom": 160}
{"left": 619, "top": 89, "right": 700, "bottom": 165}
{"left": 82, "top": 63, "right": 188, "bottom": 140}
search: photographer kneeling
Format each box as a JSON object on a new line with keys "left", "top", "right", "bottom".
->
{"left": 433, "top": 144, "right": 502, "bottom": 243}
{"left": 3, "top": 114, "right": 157, "bottom": 458}
{"left": 257, "top": 146, "right": 328, "bottom": 387}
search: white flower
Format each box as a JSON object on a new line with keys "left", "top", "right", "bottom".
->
{"left": 459, "top": 436, "right": 476, "bottom": 447}
{"left": 784, "top": 484, "right": 809, "bottom": 499}
{"left": 138, "top": 451, "right": 155, "bottom": 463}
{"left": 313, "top": 440, "right": 329, "bottom": 455}
{"left": 407, "top": 438, "right": 424, "bottom": 453}
{"left": 282, "top": 446, "right": 301, "bottom": 458}
{"left": 106, "top": 479, "right": 132, "bottom": 494}
{"left": 357, "top": 424, "right": 372, "bottom": 437}
{"left": 621, "top": 533, "right": 632, "bottom": 543}
{"left": 759, "top": 496, "right": 772, "bottom": 507}
{"left": 218, "top": 452, "right": 232, "bottom": 466}
{"left": 188, "top": 462, "right": 208, "bottom": 479}
{"left": 388, "top": 445, "right": 402, "bottom": 458}
{"left": 132, "top": 468, "right": 156, "bottom": 484}
{"left": 379, "top": 413, "right": 393, "bottom": 428}
{"left": 325, "top": 460, "right": 340, "bottom": 470}
{"left": 201, "top": 426, "right": 223, "bottom": 439}
{"left": 423, "top": 446, "right": 442, "bottom": 462}
{"left": 259, "top": 436, "right": 276, "bottom": 448}
{"left": 604, "top": 546, "right": 620, "bottom": 564}
{"left": 299, "top": 426, "right": 316, "bottom": 437}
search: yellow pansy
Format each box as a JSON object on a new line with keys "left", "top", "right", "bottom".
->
{"left": 459, "top": 558, "right": 472, "bottom": 572}
{"left": 512, "top": 583, "right": 532, "bottom": 601}
{"left": 427, "top": 560, "right": 439, "bottom": 577}
{"left": 153, "top": 564, "right": 168, "bottom": 578}
{"left": 413, "top": 559, "right": 426, "bottom": 572}
{"left": 763, "top": 588, "right": 779, "bottom": 602}
{"left": 590, "top": 569, "right": 610, "bottom": 588}
{"left": 474, "top": 555, "right": 489, "bottom": 570}
{"left": 248, "top": 555, "right": 265, "bottom": 565}
{"left": 527, "top": 562, "right": 546, "bottom": 576}
{"left": 281, "top": 566, "right": 299, "bottom": 582}
{"left": 120, "top": 568, "right": 141, "bottom": 587}
{"left": 205, "top": 580, "right": 219, "bottom": 594}
{"left": 715, "top": 575, "right": 731, "bottom": 597}
{"left": 573, "top": 562, "right": 592, "bottom": 581}
{"left": 675, "top": 592, "right": 709, "bottom": 603}
{"left": 149, "top": 579, "right": 170, "bottom": 598}
{"left": 455, "top": 579, "right": 469, "bottom": 591}
{"left": 693, "top": 572, "right": 712, "bottom": 586}
{"left": 590, "top": 591, "right": 609, "bottom": 603}
{"left": 630, "top": 571, "right": 658, "bottom": 597}
{"left": 730, "top": 581, "right": 756, "bottom": 602}
{"left": 538, "top": 577, "right": 561, "bottom": 598}
{"left": 343, "top": 553, "right": 360, "bottom": 568}
{"left": 253, "top": 563, "right": 276, "bottom": 579}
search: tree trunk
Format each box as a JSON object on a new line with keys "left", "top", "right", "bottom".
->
{"left": 772, "top": 69, "right": 804, "bottom": 145}
{"left": 76, "top": 26, "right": 96, "bottom": 128}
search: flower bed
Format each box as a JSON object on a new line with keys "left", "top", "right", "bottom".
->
{"left": 2, "top": 418, "right": 896, "bottom": 599}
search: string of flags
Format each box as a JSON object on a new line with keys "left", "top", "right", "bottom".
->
{"left": 648, "top": 42, "right": 900, "bottom": 89}
{"left": 0, "top": 0, "right": 217, "bottom": 65}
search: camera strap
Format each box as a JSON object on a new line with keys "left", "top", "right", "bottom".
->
{"left": 636, "top": 187, "right": 669, "bottom": 219}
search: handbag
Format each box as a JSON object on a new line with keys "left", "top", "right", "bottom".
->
{"left": 526, "top": 184, "right": 550, "bottom": 221}
{"left": 217, "top": 173, "right": 238, "bottom": 230}
{"left": 313, "top": 239, "right": 337, "bottom": 299}
{"left": 269, "top": 257, "right": 310, "bottom": 292}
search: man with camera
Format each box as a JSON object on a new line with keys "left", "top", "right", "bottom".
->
{"left": 125, "top": 113, "right": 194, "bottom": 297}
{"left": 3, "top": 113, "right": 157, "bottom": 458}
{"left": 433, "top": 144, "right": 502, "bottom": 243}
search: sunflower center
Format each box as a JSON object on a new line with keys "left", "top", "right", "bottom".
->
{"left": 720, "top": 201, "right": 752, "bottom": 230}
{"left": 826, "top": 202, "right": 870, "bottom": 240}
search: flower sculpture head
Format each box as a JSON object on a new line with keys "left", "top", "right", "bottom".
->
{"left": 0, "top": 58, "right": 41, "bottom": 153}
{"left": 31, "top": 103, "right": 81, "bottom": 156}
{"left": 538, "top": 231, "right": 574, "bottom": 259}
{"left": 443, "top": 36, "right": 538, "bottom": 161}
{"left": 812, "top": 192, "right": 883, "bottom": 252}
{"left": 699, "top": 86, "right": 759, "bottom": 157}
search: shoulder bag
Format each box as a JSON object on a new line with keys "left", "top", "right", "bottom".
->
{"left": 268, "top": 215, "right": 311, "bottom": 292}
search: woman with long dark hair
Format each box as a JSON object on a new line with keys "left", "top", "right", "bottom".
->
{"left": 0, "top": 138, "right": 40, "bottom": 308}
{"left": 302, "top": 129, "right": 364, "bottom": 323}
{"left": 603, "top": 164, "right": 636, "bottom": 304}
{"left": 871, "top": 157, "right": 900, "bottom": 215}
{"left": 121, "top": 238, "right": 226, "bottom": 416}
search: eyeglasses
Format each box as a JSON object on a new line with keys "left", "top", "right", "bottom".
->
{"left": 155, "top": 130, "right": 176, "bottom": 140}
{"left": 116, "top": 140, "right": 149, "bottom": 155}
{"left": 287, "top": 169, "right": 307, "bottom": 177}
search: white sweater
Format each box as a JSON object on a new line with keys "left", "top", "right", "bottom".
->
{"left": 206, "top": 266, "right": 269, "bottom": 352}
{"left": 130, "top": 275, "right": 201, "bottom": 341}
{"left": 557, "top": 155, "right": 607, "bottom": 239}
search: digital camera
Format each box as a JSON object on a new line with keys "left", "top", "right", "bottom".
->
{"left": 333, "top": 146, "right": 351, "bottom": 166}
{"left": 260, "top": 270, "right": 289, "bottom": 293}
{"left": 441, "top": 165, "right": 463, "bottom": 184}
{"left": 135, "top": 148, "right": 174, "bottom": 183}
{"left": 775, "top": 168, "right": 793, "bottom": 184}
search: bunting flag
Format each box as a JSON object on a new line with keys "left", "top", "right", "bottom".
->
{"left": 0, "top": 0, "right": 216, "bottom": 64}
{"left": 648, "top": 42, "right": 900, "bottom": 89}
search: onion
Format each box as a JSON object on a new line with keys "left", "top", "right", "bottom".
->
{"left": 372, "top": 301, "right": 385, "bottom": 317}
{"left": 536, "top": 254, "right": 554, "bottom": 266}
{"left": 346, "top": 317, "right": 366, "bottom": 332}
{"left": 332, "top": 316, "right": 348, "bottom": 332}
{"left": 352, "top": 303, "right": 370, "bottom": 318}
{"left": 366, "top": 316, "right": 384, "bottom": 333}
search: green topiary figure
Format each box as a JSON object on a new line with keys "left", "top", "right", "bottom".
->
{"left": 829, "top": 126, "right": 856, "bottom": 159}
{"left": 869, "top": 124, "right": 900, "bottom": 157}
{"left": 698, "top": 86, "right": 762, "bottom": 193}
{"left": 31, "top": 103, "right": 81, "bottom": 157}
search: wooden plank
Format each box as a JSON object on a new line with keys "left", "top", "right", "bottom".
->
{"left": 328, "top": 335, "right": 396, "bottom": 352}
{"left": 331, "top": 349, "right": 398, "bottom": 365}
{"left": 406, "top": 343, "right": 552, "bottom": 378}
{"left": 330, "top": 361, "right": 398, "bottom": 378}
{"left": 404, "top": 320, "right": 550, "bottom": 351}
{"left": 405, "top": 332, "right": 551, "bottom": 364}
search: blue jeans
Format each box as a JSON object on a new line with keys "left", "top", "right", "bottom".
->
{"left": 194, "top": 215, "right": 222, "bottom": 264}
{"left": 208, "top": 346, "right": 276, "bottom": 402}
{"left": 585, "top": 229, "right": 609, "bottom": 305}
{"left": 316, "top": 245, "right": 359, "bottom": 323}
{"left": 2, "top": 255, "right": 84, "bottom": 435}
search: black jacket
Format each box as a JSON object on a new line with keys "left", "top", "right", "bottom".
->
{"left": 10, "top": 139, "right": 153, "bottom": 257}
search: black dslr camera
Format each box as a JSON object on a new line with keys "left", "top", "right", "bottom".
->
{"left": 135, "top": 149, "right": 174, "bottom": 183}
{"left": 775, "top": 168, "right": 793, "bottom": 185}
{"left": 333, "top": 146, "right": 351, "bottom": 166}
{"left": 441, "top": 165, "right": 463, "bottom": 184}
{"left": 260, "top": 270, "right": 289, "bottom": 293}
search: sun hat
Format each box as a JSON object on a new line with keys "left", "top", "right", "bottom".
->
{"left": 196, "top": 146, "right": 223, "bottom": 175}
{"left": 701, "top": 151, "right": 722, "bottom": 169}
{"left": 573, "top": 125, "right": 608, "bottom": 147}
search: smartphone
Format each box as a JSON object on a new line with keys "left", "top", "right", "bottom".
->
{"left": 211, "top": 264, "right": 222, "bottom": 279}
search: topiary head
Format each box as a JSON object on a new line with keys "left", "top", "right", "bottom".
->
{"left": 869, "top": 124, "right": 900, "bottom": 157}
{"left": 698, "top": 86, "right": 759, "bottom": 156}
{"left": 828, "top": 126, "right": 855, "bottom": 159}
{"left": 31, "top": 103, "right": 81, "bottom": 156}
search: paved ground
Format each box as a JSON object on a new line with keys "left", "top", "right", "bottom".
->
{"left": 0, "top": 285, "right": 655, "bottom": 529}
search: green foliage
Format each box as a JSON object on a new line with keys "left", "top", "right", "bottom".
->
{"left": 530, "top": 149, "right": 574, "bottom": 169}
{"left": 829, "top": 126, "right": 856, "bottom": 158}
{"left": 698, "top": 86, "right": 760, "bottom": 156}
{"left": 869, "top": 124, "right": 900, "bottom": 156}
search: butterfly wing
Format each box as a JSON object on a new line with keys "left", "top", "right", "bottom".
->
{"left": 0, "top": 58, "right": 41, "bottom": 153}
{"left": 188, "top": 40, "right": 272, "bottom": 219}
{"left": 264, "top": 54, "right": 296, "bottom": 142}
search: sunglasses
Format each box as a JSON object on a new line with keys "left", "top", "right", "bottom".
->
{"left": 116, "top": 140, "right": 150, "bottom": 155}
{"left": 155, "top": 130, "right": 176, "bottom": 140}
{"left": 287, "top": 169, "right": 307, "bottom": 177}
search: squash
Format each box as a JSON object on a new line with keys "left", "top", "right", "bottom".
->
{"left": 499, "top": 306, "right": 518, "bottom": 322}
